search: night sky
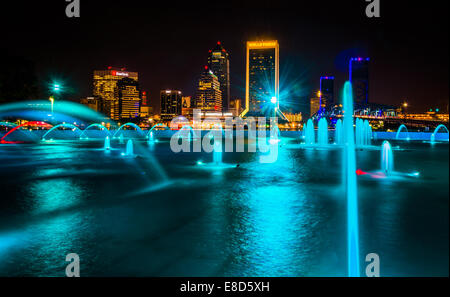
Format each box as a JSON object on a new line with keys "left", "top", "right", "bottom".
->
{"left": 1, "top": 0, "right": 448, "bottom": 114}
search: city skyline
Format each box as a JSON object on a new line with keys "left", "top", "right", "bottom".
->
{"left": 0, "top": 0, "right": 448, "bottom": 115}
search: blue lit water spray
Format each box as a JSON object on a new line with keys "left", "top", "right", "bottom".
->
{"left": 104, "top": 136, "right": 111, "bottom": 150}
{"left": 343, "top": 82, "right": 360, "bottom": 277}
{"left": 304, "top": 119, "right": 315, "bottom": 145}
{"left": 318, "top": 117, "right": 328, "bottom": 145}
{"left": 125, "top": 139, "right": 134, "bottom": 156}
{"left": 335, "top": 119, "right": 343, "bottom": 145}
{"left": 381, "top": 141, "right": 394, "bottom": 175}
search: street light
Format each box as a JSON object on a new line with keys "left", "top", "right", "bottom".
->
{"left": 49, "top": 96, "right": 54, "bottom": 114}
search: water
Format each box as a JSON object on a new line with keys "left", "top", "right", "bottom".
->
{"left": 355, "top": 119, "right": 372, "bottom": 147}
{"left": 0, "top": 136, "right": 448, "bottom": 276}
{"left": 304, "top": 119, "right": 315, "bottom": 145}
{"left": 342, "top": 82, "right": 360, "bottom": 277}
{"left": 125, "top": 139, "right": 133, "bottom": 156}
{"left": 104, "top": 136, "right": 111, "bottom": 151}
{"left": 119, "top": 134, "right": 124, "bottom": 144}
{"left": 335, "top": 119, "right": 343, "bottom": 145}
{"left": 318, "top": 118, "right": 328, "bottom": 146}
{"left": 396, "top": 125, "right": 410, "bottom": 141}
{"left": 431, "top": 124, "right": 449, "bottom": 143}
{"left": 381, "top": 141, "right": 394, "bottom": 175}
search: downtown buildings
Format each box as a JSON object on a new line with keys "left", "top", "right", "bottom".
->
{"left": 195, "top": 66, "right": 222, "bottom": 112}
{"left": 93, "top": 68, "right": 141, "bottom": 121}
{"left": 207, "top": 42, "right": 230, "bottom": 111}
{"left": 350, "top": 57, "right": 370, "bottom": 105}
{"left": 160, "top": 90, "right": 182, "bottom": 121}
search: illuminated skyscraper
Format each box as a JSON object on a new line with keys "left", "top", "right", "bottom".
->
{"left": 320, "top": 76, "right": 335, "bottom": 110}
{"left": 93, "top": 67, "right": 139, "bottom": 120}
{"left": 116, "top": 77, "right": 140, "bottom": 120}
{"left": 160, "top": 90, "right": 182, "bottom": 121}
{"left": 242, "top": 40, "right": 279, "bottom": 117}
{"left": 207, "top": 41, "right": 230, "bottom": 111}
{"left": 349, "top": 57, "right": 369, "bottom": 105}
{"left": 195, "top": 66, "right": 222, "bottom": 112}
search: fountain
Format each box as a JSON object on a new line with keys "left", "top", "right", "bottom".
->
{"left": 342, "top": 81, "right": 360, "bottom": 277}
{"left": 119, "top": 133, "right": 124, "bottom": 144}
{"left": 42, "top": 123, "right": 82, "bottom": 141}
{"left": 304, "top": 119, "right": 315, "bottom": 145}
{"left": 104, "top": 136, "right": 111, "bottom": 150}
{"left": 79, "top": 123, "right": 110, "bottom": 139}
{"left": 355, "top": 119, "right": 372, "bottom": 147}
{"left": 335, "top": 119, "right": 343, "bottom": 145}
{"left": 395, "top": 124, "right": 410, "bottom": 141}
{"left": 125, "top": 139, "right": 134, "bottom": 157}
{"left": 113, "top": 122, "right": 144, "bottom": 139}
{"left": 430, "top": 124, "right": 449, "bottom": 143}
{"left": 381, "top": 141, "right": 394, "bottom": 175}
{"left": 318, "top": 118, "right": 328, "bottom": 145}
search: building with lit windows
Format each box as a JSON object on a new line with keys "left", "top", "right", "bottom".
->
{"left": 116, "top": 77, "right": 140, "bottom": 120}
{"left": 320, "top": 76, "right": 334, "bottom": 110}
{"left": 349, "top": 57, "right": 369, "bottom": 105}
{"left": 160, "top": 90, "right": 182, "bottom": 121}
{"left": 242, "top": 40, "right": 279, "bottom": 118}
{"left": 195, "top": 66, "right": 222, "bottom": 112}
{"left": 310, "top": 94, "right": 321, "bottom": 117}
{"left": 93, "top": 67, "right": 139, "bottom": 120}
{"left": 207, "top": 41, "right": 230, "bottom": 111}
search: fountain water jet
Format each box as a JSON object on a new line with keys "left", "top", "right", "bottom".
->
{"left": 318, "top": 118, "right": 328, "bottom": 145}
{"left": 335, "top": 119, "right": 343, "bottom": 145}
{"left": 104, "top": 136, "right": 111, "bottom": 150}
{"left": 430, "top": 124, "right": 449, "bottom": 143}
{"left": 381, "top": 141, "right": 394, "bottom": 175}
{"left": 304, "top": 119, "right": 315, "bottom": 145}
{"left": 119, "top": 134, "right": 124, "bottom": 144}
{"left": 343, "top": 82, "right": 360, "bottom": 277}
{"left": 125, "top": 139, "right": 134, "bottom": 156}
{"left": 395, "top": 124, "right": 410, "bottom": 141}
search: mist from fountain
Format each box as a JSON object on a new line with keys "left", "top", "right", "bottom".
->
{"left": 119, "top": 133, "right": 124, "bottom": 144}
{"left": 355, "top": 119, "right": 372, "bottom": 147}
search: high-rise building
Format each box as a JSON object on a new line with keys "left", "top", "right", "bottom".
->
{"left": 93, "top": 67, "right": 139, "bottom": 120}
{"left": 207, "top": 41, "right": 230, "bottom": 111}
{"left": 349, "top": 57, "right": 369, "bottom": 105}
{"left": 320, "top": 76, "right": 335, "bottom": 111}
{"left": 160, "top": 90, "right": 182, "bottom": 121}
{"left": 195, "top": 66, "right": 222, "bottom": 112}
{"left": 116, "top": 77, "right": 140, "bottom": 120}
{"left": 243, "top": 40, "right": 279, "bottom": 117}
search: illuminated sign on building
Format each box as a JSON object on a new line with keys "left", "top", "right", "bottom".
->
{"left": 112, "top": 70, "right": 129, "bottom": 77}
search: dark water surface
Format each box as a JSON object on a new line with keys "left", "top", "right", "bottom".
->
{"left": 0, "top": 137, "right": 448, "bottom": 276}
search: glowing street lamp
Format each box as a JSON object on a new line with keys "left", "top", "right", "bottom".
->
{"left": 49, "top": 96, "right": 54, "bottom": 114}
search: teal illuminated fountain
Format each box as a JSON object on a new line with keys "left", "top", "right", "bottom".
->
{"left": 395, "top": 124, "right": 410, "bottom": 141}
{"left": 304, "top": 119, "right": 315, "bottom": 145}
{"left": 104, "top": 136, "right": 111, "bottom": 150}
{"left": 318, "top": 118, "right": 328, "bottom": 145}
{"left": 430, "top": 124, "right": 449, "bottom": 144}
{"left": 381, "top": 141, "right": 394, "bottom": 175}
{"left": 355, "top": 119, "right": 372, "bottom": 147}
{"left": 125, "top": 139, "right": 134, "bottom": 157}
{"left": 119, "top": 133, "right": 124, "bottom": 144}
{"left": 335, "top": 119, "right": 343, "bottom": 145}
{"left": 343, "top": 81, "right": 360, "bottom": 277}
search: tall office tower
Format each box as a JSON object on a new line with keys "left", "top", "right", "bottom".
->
{"left": 160, "top": 90, "right": 182, "bottom": 121}
{"left": 182, "top": 96, "right": 191, "bottom": 108}
{"left": 195, "top": 66, "right": 222, "bottom": 111}
{"left": 116, "top": 77, "right": 140, "bottom": 120}
{"left": 207, "top": 41, "right": 230, "bottom": 111}
{"left": 349, "top": 57, "right": 369, "bottom": 105}
{"left": 242, "top": 40, "right": 279, "bottom": 117}
{"left": 93, "top": 67, "right": 138, "bottom": 120}
{"left": 319, "top": 76, "right": 335, "bottom": 110}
